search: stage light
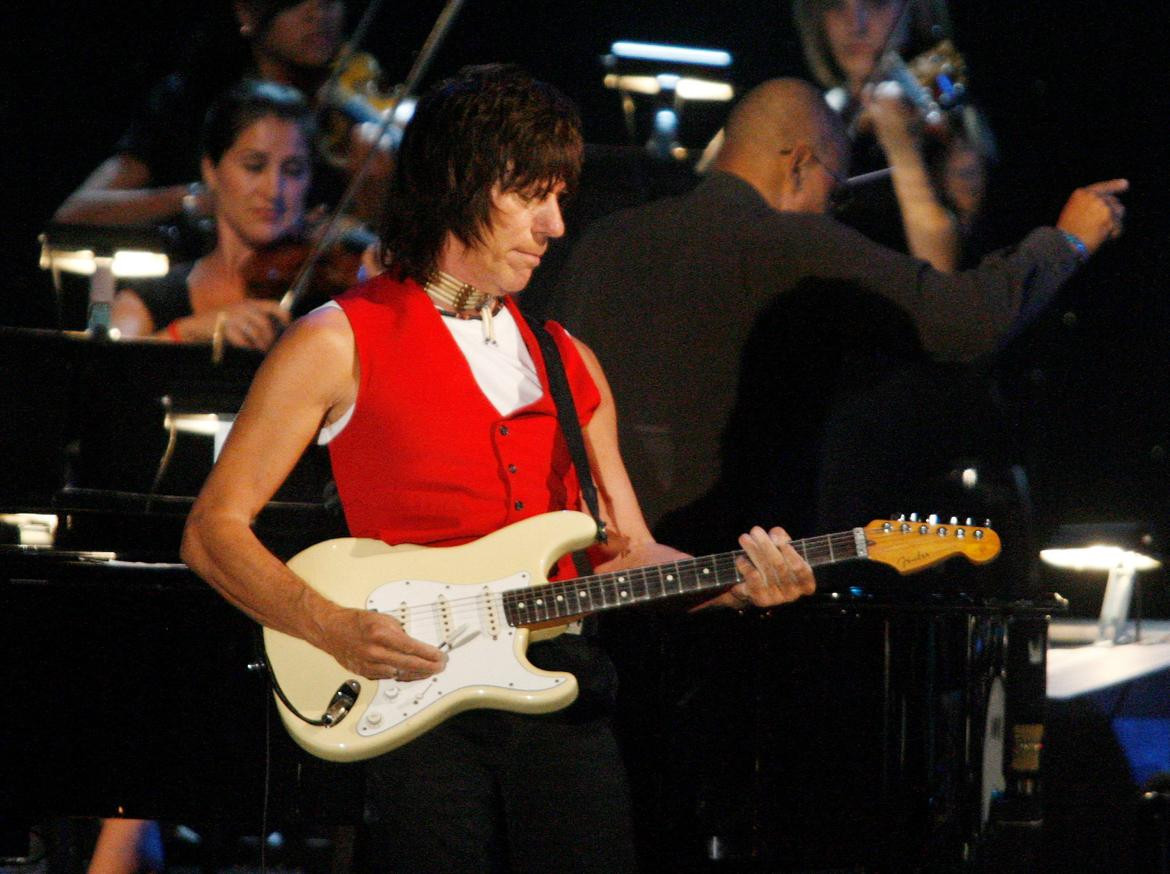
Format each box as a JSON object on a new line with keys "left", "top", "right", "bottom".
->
{"left": 602, "top": 40, "right": 734, "bottom": 161}
{"left": 0, "top": 513, "right": 58, "bottom": 546}
{"left": 610, "top": 41, "right": 730, "bottom": 67}
{"left": 1041, "top": 523, "right": 1161, "bottom": 645}
{"left": 39, "top": 224, "right": 171, "bottom": 335}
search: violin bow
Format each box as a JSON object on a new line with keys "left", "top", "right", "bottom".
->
{"left": 280, "top": 0, "right": 468, "bottom": 314}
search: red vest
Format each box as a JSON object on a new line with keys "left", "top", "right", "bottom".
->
{"left": 329, "top": 275, "right": 600, "bottom": 561}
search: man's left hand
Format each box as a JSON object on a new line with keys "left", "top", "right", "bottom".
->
{"left": 731, "top": 526, "right": 816, "bottom": 608}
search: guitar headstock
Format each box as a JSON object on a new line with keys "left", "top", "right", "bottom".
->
{"left": 864, "top": 515, "right": 1001, "bottom": 575}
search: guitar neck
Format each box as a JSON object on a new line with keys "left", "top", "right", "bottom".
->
{"left": 501, "top": 529, "right": 866, "bottom": 627}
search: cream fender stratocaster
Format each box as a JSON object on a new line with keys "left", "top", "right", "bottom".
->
{"left": 264, "top": 510, "right": 1000, "bottom": 761}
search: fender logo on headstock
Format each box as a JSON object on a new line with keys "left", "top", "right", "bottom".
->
{"left": 865, "top": 517, "right": 1002, "bottom": 575}
{"left": 898, "top": 550, "right": 935, "bottom": 570}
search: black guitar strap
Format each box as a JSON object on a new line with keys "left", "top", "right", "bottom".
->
{"left": 524, "top": 314, "right": 608, "bottom": 565}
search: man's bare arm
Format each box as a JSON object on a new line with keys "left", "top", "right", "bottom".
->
{"left": 573, "top": 338, "right": 814, "bottom": 609}
{"left": 181, "top": 307, "right": 444, "bottom": 680}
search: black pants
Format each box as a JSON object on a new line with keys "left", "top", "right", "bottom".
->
{"left": 359, "top": 635, "right": 637, "bottom": 873}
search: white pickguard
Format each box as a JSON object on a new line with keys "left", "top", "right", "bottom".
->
{"left": 264, "top": 511, "right": 598, "bottom": 762}
{"left": 356, "top": 574, "right": 570, "bottom": 738}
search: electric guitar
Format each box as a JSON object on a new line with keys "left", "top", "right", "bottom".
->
{"left": 264, "top": 510, "right": 1000, "bottom": 762}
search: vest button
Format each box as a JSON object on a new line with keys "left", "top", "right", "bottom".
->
{"left": 499, "top": 425, "right": 509, "bottom": 436}
{"left": 514, "top": 500, "right": 524, "bottom": 510}
{"left": 508, "top": 464, "right": 518, "bottom": 474}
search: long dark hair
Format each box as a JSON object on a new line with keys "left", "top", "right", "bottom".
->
{"left": 201, "top": 78, "right": 316, "bottom": 164}
{"left": 379, "top": 64, "right": 583, "bottom": 284}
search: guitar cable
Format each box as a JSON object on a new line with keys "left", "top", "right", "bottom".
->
{"left": 261, "top": 658, "right": 272, "bottom": 874}
{"left": 254, "top": 630, "right": 358, "bottom": 726}
{"left": 267, "top": 662, "right": 327, "bottom": 726}
{"left": 260, "top": 627, "right": 466, "bottom": 728}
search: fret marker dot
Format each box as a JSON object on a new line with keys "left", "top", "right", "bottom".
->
{"left": 536, "top": 598, "right": 544, "bottom": 606}
{"left": 579, "top": 591, "right": 588, "bottom": 598}
{"left": 556, "top": 595, "right": 564, "bottom": 602}
{"left": 620, "top": 590, "right": 629, "bottom": 598}
{"left": 666, "top": 574, "right": 674, "bottom": 582}
{"left": 517, "top": 602, "right": 527, "bottom": 610}
{"left": 702, "top": 568, "right": 710, "bottom": 574}
{"left": 618, "top": 576, "right": 626, "bottom": 583}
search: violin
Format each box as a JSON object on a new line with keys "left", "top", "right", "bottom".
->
{"left": 876, "top": 40, "right": 968, "bottom": 134}
{"left": 242, "top": 221, "right": 376, "bottom": 315}
{"left": 318, "top": 50, "right": 408, "bottom": 168}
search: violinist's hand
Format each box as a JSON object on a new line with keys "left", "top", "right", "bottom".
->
{"left": 862, "top": 81, "right": 922, "bottom": 157}
{"left": 1056, "top": 179, "right": 1128, "bottom": 256}
{"left": 179, "top": 300, "right": 291, "bottom": 351}
{"left": 728, "top": 526, "right": 816, "bottom": 609}
{"left": 219, "top": 299, "right": 291, "bottom": 351}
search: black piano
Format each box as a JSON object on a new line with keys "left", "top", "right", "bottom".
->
{"left": 0, "top": 326, "right": 1062, "bottom": 872}
{"left": 0, "top": 327, "right": 360, "bottom": 868}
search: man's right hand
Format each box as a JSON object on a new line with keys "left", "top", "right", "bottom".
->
{"left": 1056, "top": 178, "right": 1128, "bottom": 256}
{"left": 317, "top": 605, "right": 447, "bottom": 682}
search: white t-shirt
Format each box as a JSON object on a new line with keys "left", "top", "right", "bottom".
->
{"left": 316, "top": 299, "right": 543, "bottom": 445}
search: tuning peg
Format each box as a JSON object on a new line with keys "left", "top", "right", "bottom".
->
{"left": 965, "top": 517, "right": 973, "bottom": 526}
{"left": 983, "top": 519, "right": 992, "bottom": 528}
{"left": 927, "top": 513, "right": 938, "bottom": 525}
{"left": 949, "top": 516, "right": 958, "bottom": 525}
{"left": 909, "top": 512, "right": 919, "bottom": 522}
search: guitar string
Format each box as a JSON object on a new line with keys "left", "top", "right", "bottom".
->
{"left": 364, "top": 530, "right": 876, "bottom": 630}
{"left": 366, "top": 521, "right": 986, "bottom": 631}
{"left": 375, "top": 535, "right": 870, "bottom": 627}
{"left": 367, "top": 552, "right": 749, "bottom": 628}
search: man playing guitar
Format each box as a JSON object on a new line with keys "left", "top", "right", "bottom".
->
{"left": 181, "top": 64, "right": 815, "bottom": 872}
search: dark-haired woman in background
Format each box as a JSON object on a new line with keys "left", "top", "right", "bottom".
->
{"left": 54, "top": 0, "right": 390, "bottom": 237}
{"left": 91, "top": 77, "right": 357, "bottom": 874}
{"left": 110, "top": 79, "right": 320, "bottom": 351}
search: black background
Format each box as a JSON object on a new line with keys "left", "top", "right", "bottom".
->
{"left": 3, "top": 0, "right": 1168, "bottom": 606}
